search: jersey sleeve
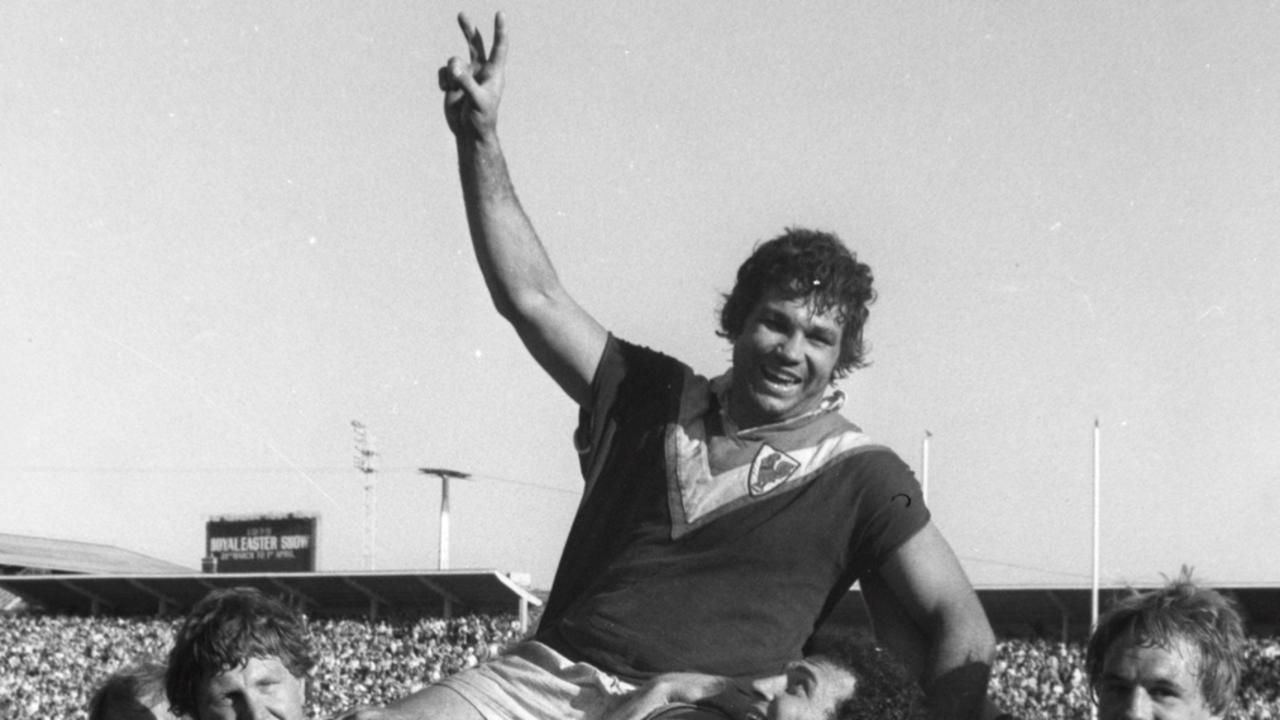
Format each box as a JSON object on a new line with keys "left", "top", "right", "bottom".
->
{"left": 574, "top": 334, "right": 685, "bottom": 500}
{"left": 846, "top": 448, "right": 932, "bottom": 574}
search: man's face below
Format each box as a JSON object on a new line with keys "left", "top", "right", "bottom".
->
{"left": 1097, "top": 636, "right": 1220, "bottom": 720}
{"left": 97, "top": 694, "right": 181, "bottom": 720}
{"left": 749, "top": 658, "right": 857, "bottom": 720}
{"left": 729, "top": 290, "right": 844, "bottom": 429}
{"left": 147, "top": 698, "right": 183, "bottom": 720}
{"left": 196, "top": 656, "right": 306, "bottom": 720}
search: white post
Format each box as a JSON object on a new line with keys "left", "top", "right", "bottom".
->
{"left": 419, "top": 468, "right": 471, "bottom": 571}
{"left": 440, "top": 476, "right": 451, "bottom": 570}
{"left": 366, "top": 473, "right": 377, "bottom": 571}
{"left": 920, "top": 430, "right": 932, "bottom": 504}
{"left": 1091, "top": 417, "right": 1100, "bottom": 720}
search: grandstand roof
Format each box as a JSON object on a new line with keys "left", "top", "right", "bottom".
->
{"left": 0, "top": 569, "right": 542, "bottom": 622}
{"left": 0, "top": 532, "right": 193, "bottom": 575}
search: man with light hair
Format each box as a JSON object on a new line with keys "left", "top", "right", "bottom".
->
{"left": 1086, "top": 570, "right": 1245, "bottom": 720}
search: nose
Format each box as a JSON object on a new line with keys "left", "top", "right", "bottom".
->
{"left": 773, "top": 333, "right": 804, "bottom": 362}
{"left": 749, "top": 674, "right": 786, "bottom": 701}
{"left": 1121, "top": 689, "right": 1152, "bottom": 720}
{"left": 238, "top": 695, "right": 272, "bottom": 720}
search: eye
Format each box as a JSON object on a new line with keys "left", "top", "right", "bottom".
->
{"left": 761, "top": 316, "right": 785, "bottom": 331}
{"left": 807, "top": 332, "right": 835, "bottom": 347}
{"left": 784, "top": 671, "right": 812, "bottom": 697}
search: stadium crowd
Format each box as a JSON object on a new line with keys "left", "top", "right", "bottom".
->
{"left": 1, "top": 611, "right": 1277, "bottom": 719}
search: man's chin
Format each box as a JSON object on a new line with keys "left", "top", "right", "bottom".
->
{"left": 737, "top": 398, "right": 789, "bottom": 426}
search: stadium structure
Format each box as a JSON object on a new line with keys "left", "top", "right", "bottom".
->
{"left": 2, "top": 531, "right": 1277, "bottom": 640}
{"left": 0, "top": 531, "right": 542, "bottom": 629}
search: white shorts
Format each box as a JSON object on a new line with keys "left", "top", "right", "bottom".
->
{"left": 435, "top": 641, "right": 639, "bottom": 720}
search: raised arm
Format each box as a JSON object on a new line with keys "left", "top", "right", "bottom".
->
{"left": 439, "top": 12, "right": 607, "bottom": 406}
{"left": 859, "top": 523, "right": 998, "bottom": 720}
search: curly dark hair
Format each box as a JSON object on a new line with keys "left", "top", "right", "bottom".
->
{"left": 717, "top": 228, "right": 876, "bottom": 379}
{"left": 1085, "top": 568, "right": 1245, "bottom": 717}
{"left": 165, "top": 587, "right": 315, "bottom": 718}
{"left": 813, "top": 639, "right": 924, "bottom": 720}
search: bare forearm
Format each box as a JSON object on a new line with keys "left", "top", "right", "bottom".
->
{"left": 452, "top": 134, "right": 605, "bottom": 404}
{"left": 917, "top": 613, "right": 995, "bottom": 720}
{"left": 456, "top": 135, "right": 561, "bottom": 322}
{"left": 861, "top": 533, "right": 997, "bottom": 720}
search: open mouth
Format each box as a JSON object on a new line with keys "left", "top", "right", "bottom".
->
{"left": 759, "top": 365, "right": 802, "bottom": 391}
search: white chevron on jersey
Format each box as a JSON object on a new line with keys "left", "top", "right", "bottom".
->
{"left": 665, "top": 367, "right": 877, "bottom": 537}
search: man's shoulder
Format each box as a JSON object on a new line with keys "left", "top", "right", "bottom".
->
{"left": 616, "top": 335, "right": 712, "bottom": 371}
{"left": 606, "top": 335, "right": 700, "bottom": 382}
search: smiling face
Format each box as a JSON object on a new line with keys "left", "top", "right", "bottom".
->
{"left": 729, "top": 290, "right": 844, "bottom": 429}
{"left": 1097, "top": 637, "right": 1219, "bottom": 720}
{"left": 196, "top": 656, "right": 306, "bottom": 720}
{"left": 750, "top": 658, "right": 857, "bottom": 720}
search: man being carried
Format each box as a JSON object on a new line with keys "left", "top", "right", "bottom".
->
{"left": 339, "top": 11, "right": 996, "bottom": 720}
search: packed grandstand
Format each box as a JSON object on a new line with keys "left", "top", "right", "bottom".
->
{"left": 2, "top": 609, "right": 1279, "bottom": 719}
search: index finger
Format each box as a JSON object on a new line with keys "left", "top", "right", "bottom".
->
{"left": 456, "top": 12, "right": 486, "bottom": 63}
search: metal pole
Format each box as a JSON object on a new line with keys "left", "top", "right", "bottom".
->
{"left": 1091, "top": 417, "right": 1100, "bottom": 720}
{"left": 920, "top": 430, "right": 932, "bottom": 504}
{"left": 440, "top": 475, "right": 450, "bottom": 570}
{"left": 366, "top": 473, "right": 376, "bottom": 570}
{"left": 419, "top": 468, "right": 472, "bottom": 571}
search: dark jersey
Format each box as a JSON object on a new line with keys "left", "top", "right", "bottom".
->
{"left": 535, "top": 336, "right": 929, "bottom": 680}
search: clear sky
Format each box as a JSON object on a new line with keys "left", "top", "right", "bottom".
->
{"left": 4, "top": 2, "right": 1278, "bottom": 591}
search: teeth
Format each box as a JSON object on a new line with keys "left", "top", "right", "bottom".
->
{"left": 762, "top": 367, "right": 799, "bottom": 385}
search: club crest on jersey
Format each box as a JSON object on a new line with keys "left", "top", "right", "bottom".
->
{"left": 749, "top": 444, "right": 800, "bottom": 496}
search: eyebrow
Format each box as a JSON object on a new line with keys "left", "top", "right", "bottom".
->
{"left": 1100, "top": 672, "right": 1186, "bottom": 692}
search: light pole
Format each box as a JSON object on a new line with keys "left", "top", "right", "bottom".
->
{"left": 352, "top": 421, "right": 378, "bottom": 570}
{"left": 418, "top": 467, "right": 472, "bottom": 570}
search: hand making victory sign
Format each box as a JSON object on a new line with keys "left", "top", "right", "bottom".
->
{"left": 438, "top": 12, "right": 507, "bottom": 141}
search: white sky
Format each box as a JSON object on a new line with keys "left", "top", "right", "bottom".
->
{"left": 4, "top": 2, "right": 1279, "bottom": 590}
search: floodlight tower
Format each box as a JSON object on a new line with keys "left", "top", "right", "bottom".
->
{"left": 418, "top": 467, "right": 472, "bottom": 570}
{"left": 352, "top": 420, "right": 378, "bottom": 570}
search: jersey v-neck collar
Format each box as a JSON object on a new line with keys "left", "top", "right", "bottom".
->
{"left": 665, "top": 370, "right": 872, "bottom": 539}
